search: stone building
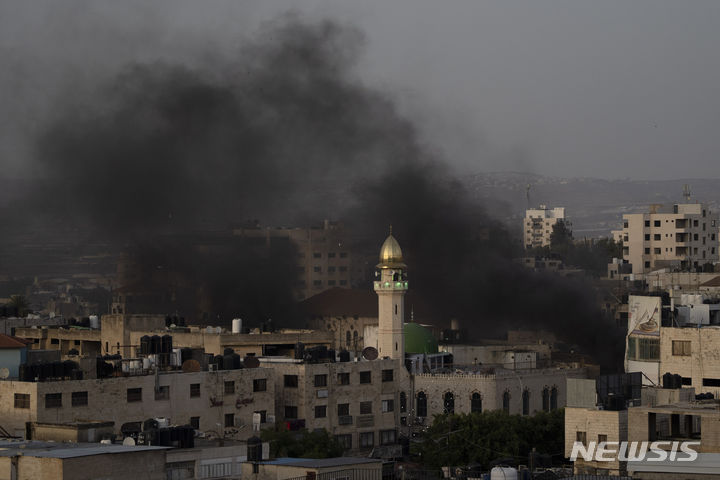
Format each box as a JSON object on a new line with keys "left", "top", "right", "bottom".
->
{"left": 260, "top": 357, "right": 411, "bottom": 453}
{"left": 524, "top": 205, "right": 567, "bottom": 250}
{"left": 0, "top": 367, "right": 274, "bottom": 441}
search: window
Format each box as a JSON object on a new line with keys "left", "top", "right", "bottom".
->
{"left": 380, "top": 429, "right": 396, "bottom": 445}
{"left": 313, "top": 266, "right": 321, "bottom": 272}
{"left": 225, "top": 413, "right": 235, "bottom": 428}
{"left": 400, "top": 392, "right": 407, "bottom": 413}
{"left": 360, "top": 432, "right": 374, "bottom": 448}
{"left": 550, "top": 387, "right": 558, "bottom": 410}
{"left": 645, "top": 220, "right": 650, "bottom": 227}
{"left": 14, "top": 393, "right": 30, "bottom": 409}
{"left": 542, "top": 388, "right": 550, "bottom": 412}
{"left": 360, "top": 401, "right": 373, "bottom": 414}
{"left": 576, "top": 431, "right": 587, "bottom": 445}
{"left": 337, "top": 372, "right": 350, "bottom": 385}
{"left": 314, "top": 405, "right": 327, "bottom": 418}
{"left": 682, "top": 377, "right": 692, "bottom": 385}
{"left": 44, "top": 392, "right": 62, "bottom": 408}
{"left": 522, "top": 390, "right": 530, "bottom": 416}
{"left": 672, "top": 340, "right": 691, "bottom": 356}
{"left": 628, "top": 337, "right": 660, "bottom": 361}
{"left": 644, "top": 234, "right": 650, "bottom": 241}
{"left": 328, "top": 252, "right": 336, "bottom": 258}
{"left": 654, "top": 234, "right": 661, "bottom": 241}
{"left": 190, "top": 417, "right": 200, "bottom": 429}
{"left": 253, "top": 378, "right": 267, "bottom": 392}
{"left": 503, "top": 391, "right": 510, "bottom": 413}
{"left": 360, "top": 371, "right": 371, "bottom": 384}
{"left": 645, "top": 248, "right": 650, "bottom": 254}
{"left": 335, "top": 434, "right": 352, "bottom": 450}
{"left": 285, "top": 406, "right": 298, "bottom": 419}
{"left": 338, "top": 403, "right": 350, "bottom": 416}
{"left": 703, "top": 378, "right": 720, "bottom": 387}
{"left": 313, "top": 252, "right": 321, "bottom": 258}
{"left": 72, "top": 391, "right": 88, "bottom": 407}
{"left": 339, "top": 252, "right": 348, "bottom": 258}
{"left": 345, "top": 331, "right": 351, "bottom": 347}
{"left": 51, "top": 338, "right": 59, "bottom": 345}
{"left": 382, "top": 369, "right": 394, "bottom": 382}
{"left": 382, "top": 399, "right": 394, "bottom": 412}
{"left": 417, "top": 392, "right": 427, "bottom": 417}
{"left": 598, "top": 434, "right": 608, "bottom": 444}
{"left": 471, "top": 393, "right": 482, "bottom": 413}
{"left": 254, "top": 410, "right": 267, "bottom": 423}
{"left": 225, "top": 381, "right": 235, "bottom": 395}
{"left": 127, "top": 388, "right": 142, "bottom": 403}
{"left": 314, "top": 374, "right": 327, "bottom": 387}
{"left": 654, "top": 248, "right": 661, "bottom": 254}
{"left": 74, "top": 340, "right": 80, "bottom": 346}
{"left": 190, "top": 383, "right": 201, "bottom": 398}
{"left": 284, "top": 375, "right": 298, "bottom": 388}
{"left": 654, "top": 220, "right": 661, "bottom": 227}
{"left": 155, "top": 385, "right": 170, "bottom": 401}
{"left": 443, "top": 392, "right": 454, "bottom": 414}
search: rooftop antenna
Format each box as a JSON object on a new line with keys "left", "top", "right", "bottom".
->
{"left": 526, "top": 184, "right": 532, "bottom": 209}
{"left": 683, "top": 184, "right": 692, "bottom": 202}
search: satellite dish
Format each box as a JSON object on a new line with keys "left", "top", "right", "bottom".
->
{"left": 122, "top": 437, "right": 136, "bottom": 446}
{"left": 362, "top": 346, "right": 379, "bottom": 361}
{"left": 243, "top": 356, "right": 260, "bottom": 369}
{"left": 181, "top": 359, "right": 201, "bottom": 373}
{"left": 0, "top": 368, "right": 9, "bottom": 379}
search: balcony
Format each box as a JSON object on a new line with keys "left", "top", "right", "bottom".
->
{"left": 374, "top": 281, "right": 408, "bottom": 291}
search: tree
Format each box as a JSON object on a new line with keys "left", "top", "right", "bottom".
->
{"left": 549, "top": 220, "right": 573, "bottom": 257}
{"left": 8, "top": 295, "right": 30, "bottom": 317}
{"left": 413, "top": 409, "right": 565, "bottom": 471}
{"left": 260, "top": 427, "right": 344, "bottom": 458}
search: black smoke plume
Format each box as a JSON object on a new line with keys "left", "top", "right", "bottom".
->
{"left": 24, "top": 15, "right": 622, "bottom": 368}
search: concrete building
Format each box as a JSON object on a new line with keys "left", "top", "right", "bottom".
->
{"left": 413, "top": 365, "right": 587, "bottom": 418}
{"left": 0, "top": 334, "right": 28, "bottom": 379}
{"left": 622, "top": 203, "right": 719, "bottom": 275}
{"left": 242, "top": 457, "right": 383, "bottom": 480}
{"left": 524, "top": 205, "right": 567, "bottom": 250}
{"left": 259, "top": 357, "right": 411, "bottom": 454}
{"left": 0, "top": 440, "right": 169, "bottom": 480}
{"left": 0, "top": 367, "right": 274, "bottom": 441}
{"left": 233, "top": 220, "right": 353, "bottom": 300}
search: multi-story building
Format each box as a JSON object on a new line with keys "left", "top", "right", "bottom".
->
{"left": 622, "top": 203, "right": 719, "bottom": 274}
{"left": 233, "top": 220, "right": 353, "bottom": 300}
{"left": 260, "top": 357, "right": 411, "bottom": 454}
{"left": 0, "top": 367, "right": 274, "bottom": 441}
{"left": 524, "top": 206, "right": 567, "bottom": 250}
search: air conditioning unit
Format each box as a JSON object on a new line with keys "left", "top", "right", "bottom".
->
{"left": 208, "top": 364, "right": 218, "bottom": 372}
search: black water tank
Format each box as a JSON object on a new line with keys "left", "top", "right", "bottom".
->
{"left": 673, "top": 374, "right": 682, "bottom": 389}
{"left": 214, "top": 355, "right": 225, "bottom": 370}
{"left": 662, "top": 372, "right": 673, "bottom": 389}
{"left": 328, "top": 349, "right": 336, "bottom": 363}
{"left": 150, "top": 335, "right": 161, "bottom": 354}
{"left": 181, "top": 348, "right": 193, "bottom": 363}
{"left": 338, "top": 350, "right": 350, "bottom": 362}
{"left": 231, "top": 353, "right": 242, "bottom": 369}
{"left": 140, "top": 336, "right": 151, "bottom": 355}
{"left": 224, "top": 348, "right": 235, "bottom": 356}
{"left": 294, "top": 342, "right": 305, "bottom": 360}
{"left": 223, "top": 354, "right": 235, "bottom": 370}
{"left": 161, "top": 335, "right": 173, "bottom": 354}
{"left": 144, "top": 418, "right": 159, "bottom": 431}
{"left": 247, "top": 435, "right": 262, "bottom": 461}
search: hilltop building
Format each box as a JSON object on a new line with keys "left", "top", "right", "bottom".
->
{"left": 524, "top": 206, "right": 567, "bottom": 250}
{"left": 622, "top": 203, "right": 719, "bottom": 274}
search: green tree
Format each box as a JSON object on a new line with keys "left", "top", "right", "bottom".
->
{"left": 260, "top": 427, "right": 344, "bottom": 458}
{"left": 413, "top": 409, "right": 564, "bottom": 471}
{"left": 8, "top": 295, "right": 30, "bottom": 317}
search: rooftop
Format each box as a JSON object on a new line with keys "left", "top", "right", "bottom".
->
{"left": 258, "top": 457, "right": 381, "bottom": 468}
{"left": 0, "top": 333, "right": 30, "bottom": 349}
{"left": 0, "top": 440, "right": 168, "bottom": 458}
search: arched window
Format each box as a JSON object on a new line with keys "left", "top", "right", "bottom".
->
{"left": 353, "top": 330, "right": 358, "bottom": 348}
{"left": 443, "top": 392, "right": 455, "bottom": 414}
{"left": 542, "top": 387, "right": 550, "bottom": 412}
{"left": 417, "top": 392, "right": 427, "bottom": 417}
{"left": 550, "top": 386, "right": 558, "bottom": 410}
{"left": 400, "top": 392, "right": 407, "bottom": 413}
{"left": 346, "top": 331, "right": 351, "bottom": 347}
{"left": 522, "top": 389, "right": 530, "bottom": 416}
{"left": 471, "top": 393, "right": 482, "bottom": 413}
{"left": 502, "top": 391, "right": 510, "bottom": 413}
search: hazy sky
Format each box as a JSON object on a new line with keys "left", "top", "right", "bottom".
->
{"left": 2, "top": 0, "right": 720, "bottom": 180}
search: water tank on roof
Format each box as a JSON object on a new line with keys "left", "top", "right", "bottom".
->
{"left": 161, "top": 335, "right": 172, "bottom": 354}
{"left": 491, "top": 467, "right": 517, "bottom": 480}
{"left": 247, "top": 436, "right": 263, "bottom": 462}
{"left": 89, "top": 315, "right": 100, "bottom": 329}
{"left": 232, "top": 318, "right": 242, "bottom": 334}
{"left": 140, "top": 336, "right": 151, "bottom": 355}
{"left": 150, "top": 335, "right": 161, "bottom": 355}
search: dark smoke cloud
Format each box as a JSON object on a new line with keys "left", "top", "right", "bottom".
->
{"left": 22, "top": 14, "right": 621, "bottom": 367}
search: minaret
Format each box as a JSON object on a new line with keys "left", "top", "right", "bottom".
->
{"left": 374, "top": 227, "right": 407, "bottom": 360}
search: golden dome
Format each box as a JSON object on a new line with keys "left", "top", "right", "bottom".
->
{"left": 378, "top": 234, "right": 406, "bottom": 268}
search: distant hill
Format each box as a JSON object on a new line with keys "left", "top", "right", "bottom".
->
{"left": 462, "top": 172, "right": 720, "bottom": 238}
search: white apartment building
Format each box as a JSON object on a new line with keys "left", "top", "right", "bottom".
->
{"left": 524, "top": 205, "right": 567, "bottom": 249}
{"left": 622, "top": 203, "right": 719, "bottom": 274}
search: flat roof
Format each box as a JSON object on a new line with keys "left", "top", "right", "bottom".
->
{"left": 0, "top": 440, "right": 168, "bottom": 459}
{"left": 259, "top": 457, "right": 382, "bottom": 468}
